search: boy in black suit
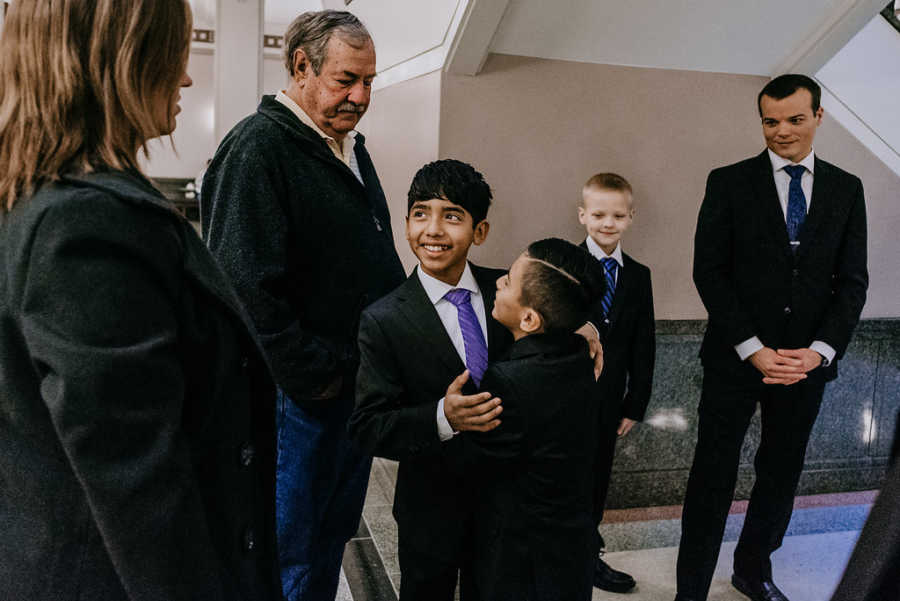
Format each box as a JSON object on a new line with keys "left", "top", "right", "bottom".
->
{"left": 349, "top": 160, "right": 512, "bottom": 601}
{"left": 578, "top": 172, "right": 656, "bottom": 593}
{"left": 462, "top": 238, "right": 604, "bottom": 601}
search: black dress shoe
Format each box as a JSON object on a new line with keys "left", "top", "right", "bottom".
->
{"left": 593, "top": 556, "right": 636, "bottom": 593}
{"left": 731, "top": 573, "right": 790, "bottom": 601}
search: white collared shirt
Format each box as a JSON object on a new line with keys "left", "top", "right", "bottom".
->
{"left": 734, "top": 148, "right": 834, "bottom": 366}
{"left": 585, "top": 237, "right": 623, "bottom": 285}
{"left": 768, "top": 147, "right": 815, "bottom": 219}
{"left": 275, "top": 91, "right": 363, "bottom": 183}
{"left": 416, "top": 263, "right": 489, "bottom": 441}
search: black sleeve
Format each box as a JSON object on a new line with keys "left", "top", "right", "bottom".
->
{"left": 348, "top": 310, "right": 445, "bottom": 460}
{"left": 457, "top": 366, "right": 526, "bottom": 472}
{"left": 692, "top": 169, "right": 757, "bottom": 346}
{"left": 622, "top": 269, "right": 656, "bottom": 421}
{"left": 20, "top": 194, "right": 233, "bottom": 600}
{"left": 813, "top": 176, "right": 868, "bottom": 358}
{"left": 202, "top": 135, "right": 342, "bottom": 405}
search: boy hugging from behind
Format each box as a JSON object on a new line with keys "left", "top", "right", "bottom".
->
{"left": 461, "top": 238, "right": 605, "bottom": 601}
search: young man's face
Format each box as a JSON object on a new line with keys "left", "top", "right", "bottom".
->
{"left": 578, "top": 187, "right": 634, "bottom": 255}
{"left": 406, "top": 197, "right": 488, "bottom": 285}
{"left": 760, "top": 88, "right": 822, "bottom": 163}
{"left": 492, "top": 253, "right": 530, "bottom": 337}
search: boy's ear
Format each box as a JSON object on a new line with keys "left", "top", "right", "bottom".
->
{"left": 519, "top": 307, "right": 543, "bottom": 334}
{"left": 577, "top": 206, "right": 587, "bottom": 224}
{"left": 472, "top": 220, "right": 490, "bottom": 246}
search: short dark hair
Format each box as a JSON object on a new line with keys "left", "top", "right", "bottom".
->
{"left": 407, "top": 159, "right": 492, "bottom": 226}
{"left": 757, "top": 74, "right": 821, "bottom": 116}
{"left": 520, "top": 238, "right": 605, "bottom": 333}
{"left": 283, "top": 10, "right": 371, "bottom": 76}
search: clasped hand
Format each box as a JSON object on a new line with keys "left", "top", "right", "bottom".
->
{"left": 749, "top": 347, "right": 822, "bottom": 385}
{"left": 443, "top": 370, "right": 502, "bottom": 433}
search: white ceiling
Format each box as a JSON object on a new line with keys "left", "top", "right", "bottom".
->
{"left": 489, "top": 0, "right": 853, "bottom": 76}
{"left": 189, "top": 0, "right": 324, "bottom": 30}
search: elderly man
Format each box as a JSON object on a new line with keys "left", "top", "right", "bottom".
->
{"left": 201, "top": 11, "right": 405, "bottom": 601}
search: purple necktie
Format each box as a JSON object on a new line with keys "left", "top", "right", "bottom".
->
{"left": 443, "top": 288, "right": 488, "bottom": 386}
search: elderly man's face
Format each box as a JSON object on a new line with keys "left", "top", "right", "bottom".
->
{"left": 295, "top": 35, "right": 376, "bottom": 141}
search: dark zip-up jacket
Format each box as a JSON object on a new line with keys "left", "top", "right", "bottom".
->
{"left": 201, "top": 95, "right": 406, "bottom": 406}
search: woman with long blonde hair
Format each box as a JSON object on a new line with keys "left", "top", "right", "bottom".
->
{"left": 0, "top": 2, "right": 281, "bottom": 599}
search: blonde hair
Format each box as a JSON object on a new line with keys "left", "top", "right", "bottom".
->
{"left": 580, "top": 172, "right": 633, "bottom": 207}
{"left": 0, "top": 0, "right": 192, "bottom": 210}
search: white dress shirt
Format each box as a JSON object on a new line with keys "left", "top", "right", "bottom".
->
{"left": 275, "top": 90, "right": 364, "bottom": 184}
{"left": 734, "top": 149, "right": 835, "bottom": 366}
{"left": 415, "top": 264, "right": 489, "bottom": 441}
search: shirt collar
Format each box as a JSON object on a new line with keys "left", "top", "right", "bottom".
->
{"left": 585, "top": 236, "right": 624, "bottom": 267}
{"left": 416, "top": 262, "right": 481, "bottom": 305}
{"left": 275, "top": 90, "right": 357, "bottom": 145}
{"left": 768, "top": 147, "right": 815, "bottom": 175}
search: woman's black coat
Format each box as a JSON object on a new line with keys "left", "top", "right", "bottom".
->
{"left": 0, "top": 171, "right": 281, "bottom": 600}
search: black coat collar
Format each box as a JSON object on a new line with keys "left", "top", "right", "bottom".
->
{"left": 506, "top": 332, "right": 587, "bottom": 361}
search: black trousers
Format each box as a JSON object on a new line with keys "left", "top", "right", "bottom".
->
{"left": 676, "top": 367, "right": 826, "bottom": 600}
{"left": 397, "top": 528, "right": 478, "bottom": 601}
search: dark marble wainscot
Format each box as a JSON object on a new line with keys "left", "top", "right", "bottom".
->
{"left": 605, "top": 319, "right": 900, "bottom": 509}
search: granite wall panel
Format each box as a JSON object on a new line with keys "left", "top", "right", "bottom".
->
{"left": 606, "top": 319, "right": 900, "bottom": 508}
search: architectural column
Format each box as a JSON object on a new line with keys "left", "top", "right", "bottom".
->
{"left": 215, "top": 0, "right": 264, "bottom": 143}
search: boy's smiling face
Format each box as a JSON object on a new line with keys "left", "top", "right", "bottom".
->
{"left": 406, "top": 197, "right": 489, "bottom": 286}
{"left": 578, "top": 187, "right": 634, "bottom": 255}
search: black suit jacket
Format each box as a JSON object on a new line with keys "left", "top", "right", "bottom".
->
{"left": 693, "top": 150, "right": 867, "bottom": 383}
{"left": 581, "top": 243, "right": 656, "bottom": 422}
{"left": 349, "top": 263, "right": 512, "bottom": 560}
{"left": 0, "top": 171, "right": 281, "bottom": 600}
{"left": 461, "top": 333, "right": 597, "bottom": 601}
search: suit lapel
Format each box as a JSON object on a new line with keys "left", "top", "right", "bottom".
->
{"left": 396, "top": 270, "right": 466, "bottom": 375}
{"left": 472, "top": 264, "right": 506, "bottom": 355}
{"left": 797, "top": 157, "right": 831, "bottom": 257}
{"left": 752, "top": 151, "right": 794, "bottom": 261}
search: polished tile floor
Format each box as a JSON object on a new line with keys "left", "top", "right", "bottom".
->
{"left": 335, "top": 458, "right": 873, "bottom": 601}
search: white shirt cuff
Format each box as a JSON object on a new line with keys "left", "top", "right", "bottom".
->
{"left": 735, "top": 336, "right": 764, "bottom": 361}
{"left": 437, "top": 397, "right": 457, "bottom": 441}
{"left": 810, "top": 341, "right": 836, "bottom": 366}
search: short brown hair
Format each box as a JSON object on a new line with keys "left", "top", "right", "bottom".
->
{"left": 580, "top": 172, "right": 633, "bottom": 207}
{"left": 0, "top": 0, "right": 192, "bottom": 210}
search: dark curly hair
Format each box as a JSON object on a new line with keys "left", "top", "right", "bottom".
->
{"left": 520, "top": 238, "right": 605, "bottom": 333}
{"left": 407, "top": 159, "right": 492, "bottom": 227}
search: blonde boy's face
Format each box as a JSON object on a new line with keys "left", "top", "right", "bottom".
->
{"left": 578, "top": 187, "right": 634, "bottom": 255}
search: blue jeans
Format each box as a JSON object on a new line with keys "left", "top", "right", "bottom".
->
{"left": 275, "top": 390, "right": 372, "bottom": 601}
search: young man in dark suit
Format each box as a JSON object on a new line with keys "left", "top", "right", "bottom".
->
{"left": 675, "top": 74, "right": 868, "bottom": 601}
{"left": 349, "top": 160, "right": 512, "bottom": 601}
{"left": 577, "top": 173, "right": 656, "bottom": 593}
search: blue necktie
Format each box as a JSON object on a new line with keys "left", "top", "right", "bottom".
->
{"left": 784, "top": 164, "right": 807, "bottom": 251}
{"left": 599, "top": 258, "right": 618, "bottom": 321}
{"left": 443, "top": 289, "right": 488, "bottom": 386}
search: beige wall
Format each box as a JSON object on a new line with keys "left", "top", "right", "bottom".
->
{"left": 358, "top": 70, "right": 442, "bottom": 271}
{"left": 440, "top": 53, "right": 900, "bottom": 319}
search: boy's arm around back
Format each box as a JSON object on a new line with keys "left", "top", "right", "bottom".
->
{"left": 623, "top": 264, "right": 655, "bottom": 422}
{"left": 349, "top": 308, "right": 447, "bottom": 460}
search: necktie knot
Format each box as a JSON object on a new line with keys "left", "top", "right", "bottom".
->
{"left": 443, "top": 288, "right": 472, "bottom": 307}
{"left": 601, "top": 257, "right": 618, "bottom": 274}
{"left": 784, "top": 165, "right": 805, "bottom": 181}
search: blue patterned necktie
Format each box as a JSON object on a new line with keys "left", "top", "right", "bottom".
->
{"left": 599, "top": 258, "right": 618, "bottom": 321}
{"left": 443, "top": 289, "right": 488, "bottom": 386}
{"left": 784, "top": 164, "right": 807, "bottom": 251}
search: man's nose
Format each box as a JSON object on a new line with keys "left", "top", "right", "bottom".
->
{"left": 425, "top": 215, "right": 443, "bottom": 235}
{"left": 348, "top": 81, "right": 370, "bottom": 106}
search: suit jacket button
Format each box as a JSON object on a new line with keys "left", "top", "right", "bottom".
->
{"left": 241, "top": 356, "right": 250, "bottom": 370}
{"left": 792, "top": 268, "right": 800, "bottom": 277}
{"left": 243, "top": 528, "right": 256, "bottom": 552}
{"left": 784, "top": 306, "right": 792, "bottom": 315}
{"left": 239, "top": 443, "right": 255, "bottom": 467}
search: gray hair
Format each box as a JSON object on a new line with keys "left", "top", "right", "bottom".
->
{"left": 283, "top": 10, "right": 372, "bottom": 76}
